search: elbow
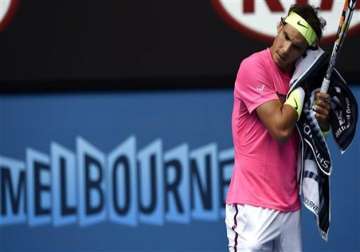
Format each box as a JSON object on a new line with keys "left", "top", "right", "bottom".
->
{"left": 270, "top": 128, "right": 293, "bottom": 143}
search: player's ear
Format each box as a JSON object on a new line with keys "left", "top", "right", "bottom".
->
{"left": 277, "top": 17, "right": 285, "bottom": 33}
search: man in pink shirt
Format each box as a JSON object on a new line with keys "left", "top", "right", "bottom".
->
{"left": 225, "top": 4, "right": 331, "bottom": 252}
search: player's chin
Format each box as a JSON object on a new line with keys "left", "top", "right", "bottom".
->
{"left": 276, "top": 59, "right": 288, "bottom": 70}
{"left": 274, "top": 56, "right": 284, "bottom": 68}
{"left": 276, "top": 53, "right": 290, "bottom": 67}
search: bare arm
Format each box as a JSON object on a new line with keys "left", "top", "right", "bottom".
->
{"left": 256, "top": 100, "right": 299, "bottom": 142}
{"left": 256, "top": 88, "right": 331, "bottom": 142}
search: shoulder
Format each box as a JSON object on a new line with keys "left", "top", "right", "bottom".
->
{"left": 239, "top": 49, "right": 269, "bottom": 73}
{"left": 237, "top": 49, "right": 271, "bottom": 80}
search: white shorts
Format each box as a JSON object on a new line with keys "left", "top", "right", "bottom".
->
{"left": 225, "top": 204, "right": 302, "bottom": 252}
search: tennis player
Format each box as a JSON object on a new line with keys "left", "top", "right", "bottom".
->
{"left": 225, "top": 4, "right": 331, "bottom": 251}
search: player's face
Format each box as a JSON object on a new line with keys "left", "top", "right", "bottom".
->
{"left": 270, "top": 22, "right": 308, "bottom": 72}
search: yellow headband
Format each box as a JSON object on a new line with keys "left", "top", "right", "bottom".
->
{"left": 284, "top": 12, "right": 318, "bottom": 46}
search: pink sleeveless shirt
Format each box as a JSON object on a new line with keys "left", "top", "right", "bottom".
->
{"left": 226, "top": 48, "right": 300, "bottom": 212}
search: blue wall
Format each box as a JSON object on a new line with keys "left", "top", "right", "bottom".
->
{"left": 0, "top": 87, "right": 359, "bottom": 251}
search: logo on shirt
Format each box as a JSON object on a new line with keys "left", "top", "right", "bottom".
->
{"left": 256, "top": 84, "right": 265, "bottom": 93}
{"left": 211, "top": 0, "right": 360, "bottom": 44}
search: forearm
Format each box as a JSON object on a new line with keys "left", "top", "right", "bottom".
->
{"left": 318, "top": 120, "right": 330, "bottom": 132}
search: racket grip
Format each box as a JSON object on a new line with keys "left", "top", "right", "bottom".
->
{"left": 320, "top": 78, "right": 330, "bottom": 93}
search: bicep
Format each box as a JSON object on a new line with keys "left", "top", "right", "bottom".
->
{"left": 256, "top": 99, "right": 284, "bottom": 133}
{"left": 256, "top": 100, "right": 298, "bottom": 142}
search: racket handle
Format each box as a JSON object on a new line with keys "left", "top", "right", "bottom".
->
{"left": 320, "top": 78, "right": 330, "bottom": 93}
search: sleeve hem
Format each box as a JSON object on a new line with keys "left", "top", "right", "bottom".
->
{"left": 248, "top": 95, "right": 279, "bottom": 114}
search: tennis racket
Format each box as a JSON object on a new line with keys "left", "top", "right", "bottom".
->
{"left": 320, "top": 0, "right": 358, "bottom": 93}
